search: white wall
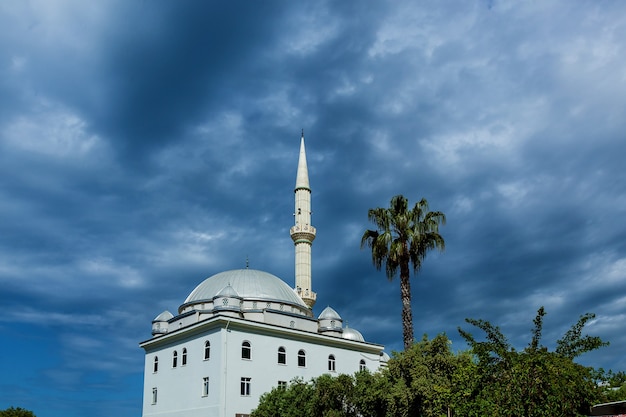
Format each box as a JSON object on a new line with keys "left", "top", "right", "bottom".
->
{"left": 142, "top": 317, "right": 384, "bottom": 417}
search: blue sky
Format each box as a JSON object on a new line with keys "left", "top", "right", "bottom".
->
{"left": 1, "top": 1, "right": 626, "bottom": 416}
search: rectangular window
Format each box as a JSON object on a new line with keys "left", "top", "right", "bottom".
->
{"left": 152, "top": 387, "right": 158, "bottom": 405}
{"left": 278, "top": 380, "right": 287, "bottom": 389}
{"left": 202, "top": 377, "right": 209, "bottom": 397}
{"left": 240, "top": 377, "right": 251, "bottom": 396}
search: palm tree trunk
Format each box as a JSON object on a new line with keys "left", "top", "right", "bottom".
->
{"left": 399, "top": 260, "right": 414, "bottom": 350}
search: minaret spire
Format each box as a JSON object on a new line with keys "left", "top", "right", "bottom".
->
{"left": 290, "top": 131, "right": 317, "bottom": 308}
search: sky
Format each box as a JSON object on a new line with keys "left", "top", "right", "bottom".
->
{"left": 1, "top": 1, "right": 625, "bottom": 416}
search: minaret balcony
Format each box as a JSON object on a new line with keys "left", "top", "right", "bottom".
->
{"left": 290, "top": 225, "right": 316, "bottom": 242}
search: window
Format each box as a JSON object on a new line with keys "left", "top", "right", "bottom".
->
{"left": 152, "top": 387, "right": 158, "bottom": 404}
{"left": 359, "top": 359, "right": 366, "bottom": 371}
{"left": 241, "top": 341, "right": 251, "bottom": 360}
{"left": 202, "top": 377, "right": 209, "bottom": 397}
{"left": 240, "top": 377, "right": 251, "bottom": 396}
{"left": 278, "top": 380, "right": 287, "bottom": 389}
{"left": 297, "top": 349, "right": 306, "bottom": 367}
{"left": 172, "top": 350, "right": 178, "bottom": 368}
{"left": 277, "top": 347, "right": 286, "bottom": 364}
{"left": 204, "top": 341, "right": 211, "bottom": 360}
{"left": 182, "top": 348, "right": 187, "bottom": 366}
{"left": 328, "top": 354, "right": 336, "bottom": 372}
{"left": 153, "top": 356, "right": 158, "bottom": 373}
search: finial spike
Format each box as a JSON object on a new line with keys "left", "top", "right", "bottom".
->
{"left": 246, "top": 256, "right": 249, "bottom": 269}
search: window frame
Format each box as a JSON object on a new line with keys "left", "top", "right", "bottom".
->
{"left": 328, "top": 354, "right": 336, "bottom": 372}
{"left": 153, "top": 356, "right": 159, "bottom": 373}
{"left": 297, "top": 349, "right": 306, "bottom": 367}
{"left": 241, "top": 341, "right": 251, "bottom": 360}
{"left": 359, "top": 359, "right": 366, "bottom": 371}
{"left": 182, "top": 348, "right": 187, "bottom": 366}
{"left": 204, "top": 341, "right": 211, "bottom": 360}
{"left": 202, "top": 377, "right": 209, "bottom": 397}
{"left": 240, "top": 377, "right": 251, "bottom": 396}
{"left": 172, "top": 350, "right": 178, "bottom": 368}
{"left": 277, "top": 346, "right": 286, "bottom": 365}
{"left": 152, "top": 387, "right": 158, "bottom": 405}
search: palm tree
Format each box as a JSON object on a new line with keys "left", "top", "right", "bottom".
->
{"left": 361, "top": 195, "right": 445, "bottom": 350}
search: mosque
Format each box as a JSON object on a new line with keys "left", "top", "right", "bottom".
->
{"left": 139, "top": 134, "right": 387, "bottom": 417}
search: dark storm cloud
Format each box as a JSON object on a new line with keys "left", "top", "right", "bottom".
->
{"left": 94, "top": 2, "right": 289, "bottom": 159}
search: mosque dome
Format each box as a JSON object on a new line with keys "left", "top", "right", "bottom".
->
{"left": 153, "top": 310, "right": 174, "bottom": 322}
{"left": 215, "top": 284, "right": 241, "bottom": 299}
{"left": 318, "top": 306, "right": 342, "bottom": 321}
{"left": 180, "top": 269, "right": 308, "bottom": 312}
{"left": 151, "top": 310, "right": 173, "bottom": 336}
{"left": 342, "top": 326, "right": 365, "bottom": 342}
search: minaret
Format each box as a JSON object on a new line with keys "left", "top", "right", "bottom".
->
{"left": 290, "top": 132, "right": 317, "bottom": 308}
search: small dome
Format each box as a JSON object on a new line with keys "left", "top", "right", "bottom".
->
{"left": 318, "top": 306, "right": 342, "bottom": 321}
{"left": 215, "top": 284, "right": 240, "bottom": 299}
{"left": 342, "top": 326, "right": 365, "bottom": 342}
{"left": 153, "top": 310, "right": 173, "bottom": 322}
{"left": 181, "top": 269, "right": 308, "bottom": 311}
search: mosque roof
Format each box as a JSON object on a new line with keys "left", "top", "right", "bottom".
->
{"left": 153, "top": 310, "right": 173, "bottom": 322}
{"left": 215, "top": 283, "right": 241, "bottom": 298}
{"left": 318, "top": 306, "right": 342, "bottom": 320}
{"left": 182, "top": 268, "right": 307, "bottom": 309}
{"left": 342, "top": 326, "right": 365, "bottom": 342}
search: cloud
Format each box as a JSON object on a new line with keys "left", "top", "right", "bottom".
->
{"left": 1, "top": 1, "right": 626, "bottom": 416}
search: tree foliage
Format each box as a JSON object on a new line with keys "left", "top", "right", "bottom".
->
{"left": 361, "top": 195, "right": 445, "bottom": 349}
{"left": 0, "top": 407, "right": 36, "bottom": 417}
{"left": 253, "top": 308, "right": 616, "bottom": 417}
{"left": 253, "top": 334, "right": 466, "bottom": 417}
{"left": 457, "top": 307, "right": 608, "bottom": 417}
{"left": 251, "top": 372, "right": 390, "bottom": 417}
{"left": 384, "top": 333, "right": 470, "bottom": 417}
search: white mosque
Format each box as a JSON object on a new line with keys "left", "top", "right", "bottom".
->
{"left": 139, "top": 134, "right": 387, "bottom": 417}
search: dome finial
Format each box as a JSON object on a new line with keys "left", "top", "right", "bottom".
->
{"left": 246, "top": 256, "right": 249, "bottom": 269}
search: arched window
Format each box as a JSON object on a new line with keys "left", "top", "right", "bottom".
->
{"left": 204, "top": 341, "right": 211, "bottom": 360}
{"left": 172, "top": 351, "right": 178, "bottom": 368}
{"left": 241, "top": 341, "right": 251, "bottom": 360}
{"left": 328, "top": 354, "right": 336, "bottom": 372}
{"left": 359, "top": 359, "right": 366, "bottom": 371}
{"left": 297, "top": 349, "right": 306, "bottom": 367}
{"left": 277, "top": 347, "right": 286, "bottom": 364}
{"left": 182, "top": 348, "right": 187, "bottom": 366}
{"left": 153, "top": 356, "right": 159, "bottom": 373}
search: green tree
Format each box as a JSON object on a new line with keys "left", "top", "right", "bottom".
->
{"left": 458, "top": 307, "right": 608, "bottom": 417}
{"left": 600, "top": 370, "right": 626, "bottom": 402}
{"left": 252, "top": 372, "right": 390, "bottom": 417}
{"left": 252, "top": 378, "right": 315, "bottom": 417}
{"left": 384, "top": 333, "right": 468, "bottom": 417}
{"left": 361, "top": 195, "right": 445, "bottom": 349}
{"left": 0, "top": 407, "right": 36, "bottom": 417}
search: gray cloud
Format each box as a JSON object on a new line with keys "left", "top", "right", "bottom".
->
{"left": 1, "top": 1, "right": 626, "bottom": 416}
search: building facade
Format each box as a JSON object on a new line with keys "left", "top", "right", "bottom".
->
{"left": 140, "top": 134, "right": 387, "bottom": 417}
